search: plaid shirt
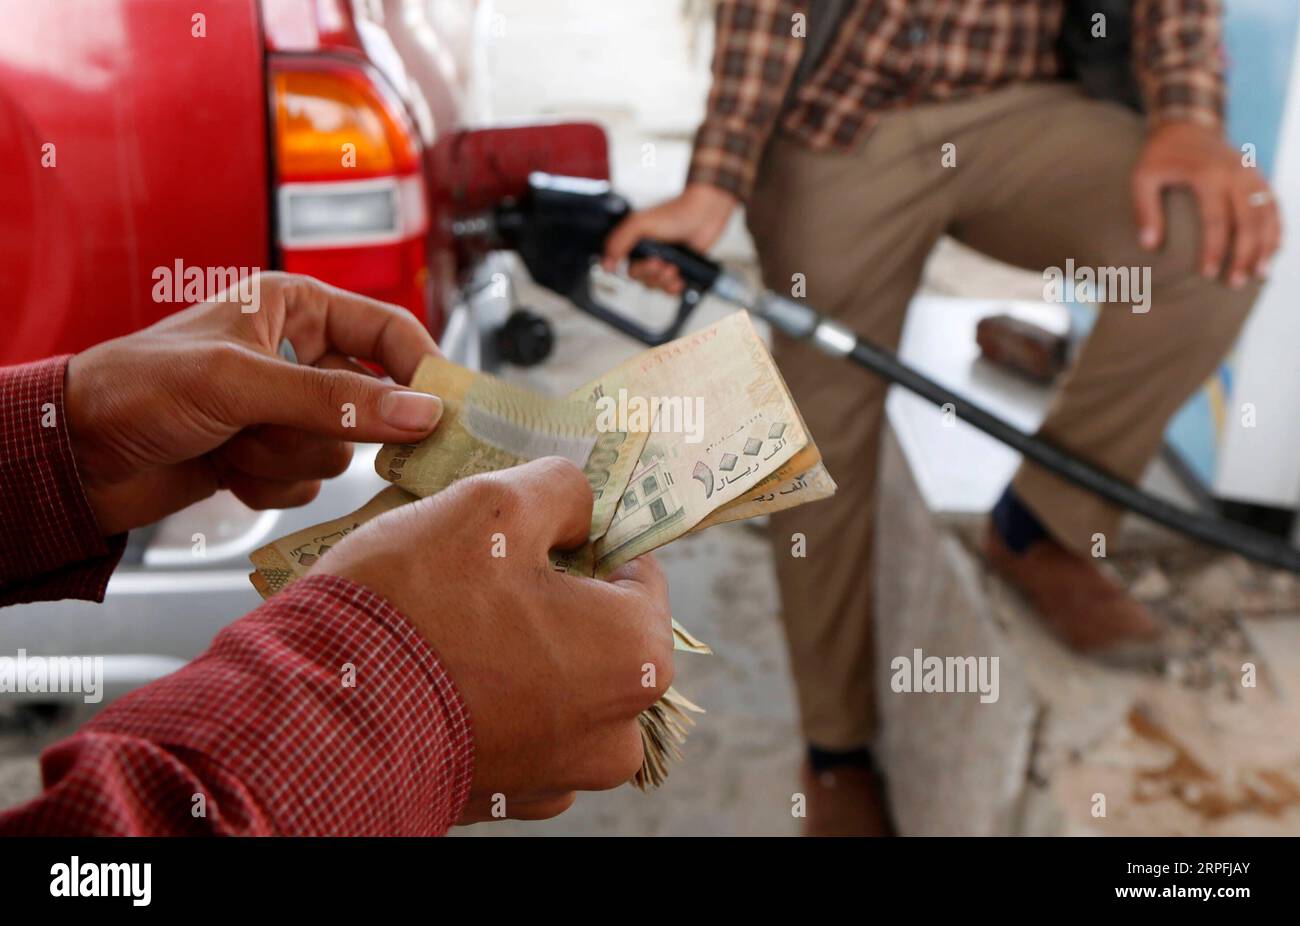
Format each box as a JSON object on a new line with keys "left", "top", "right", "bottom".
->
{"left": 0, "top": 357, "right": 473, "bottom": 835}
{"left": 690, "top": 0, "right": 1227, "bottom": 201}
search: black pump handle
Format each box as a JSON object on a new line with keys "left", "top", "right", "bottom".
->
{"left": 567, "top": 238, "right": 722, "bottom": 346}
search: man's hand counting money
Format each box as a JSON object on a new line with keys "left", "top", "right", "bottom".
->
{"left": 64, "top": 272, "right": 444, "bottom": 536}
{"left": 316, "top": 456, "right": 677, "bottom": 824}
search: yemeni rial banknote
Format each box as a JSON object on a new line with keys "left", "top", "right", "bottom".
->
{"left": 571, "top": 312, "right": 832, "bottom": 576}
{"left": 248, "top": 485, "right": 416, "bottom": 598}
{"left": 249, "top": 311, "right": 835, "bottom": 789}
{"left": 376, "top": 354, "right": 648, "bottom": 544}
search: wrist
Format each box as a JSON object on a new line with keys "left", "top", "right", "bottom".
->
{"left": 684, "top": 183, "right": 739, "bottom": 212}
{"left": 63, "top": 350, "right": 123, "bottom": 537}
{"left": 1148, "top": 116, "right": 1223, "bottom": 139}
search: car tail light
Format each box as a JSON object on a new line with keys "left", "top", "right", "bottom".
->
{"left": 268, "top": 57, "right": 432, "bottom": 324}
{"left": 272, "top": 67, "right": 420, "bottom": 180}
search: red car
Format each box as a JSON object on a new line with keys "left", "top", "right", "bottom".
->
{"left": 0, "top": 0, "right": 608, "bottom": 364}
{"left": 0, "top": 0, "right": 607, "bottom": 725}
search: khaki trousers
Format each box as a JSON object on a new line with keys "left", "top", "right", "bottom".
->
{"left": 746, "top": 82, "right": 1258, "bottom": 749}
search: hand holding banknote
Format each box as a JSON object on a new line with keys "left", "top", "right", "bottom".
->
{"left": 316, "top": 456, "right": 676, "bottom": 824}
{"left": 66, "top": 272, "right": 443, "bottom": 535}
{"left": 254, "top": 310, "right": 836, "bottom": 787}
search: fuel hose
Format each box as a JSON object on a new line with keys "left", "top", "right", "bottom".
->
{"left": 697, "top": 267, "right": 1300, "bottom": 574}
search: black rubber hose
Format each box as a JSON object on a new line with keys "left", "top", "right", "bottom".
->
{"left": 848, "top": 337, "right": 1300, "bottom": 573}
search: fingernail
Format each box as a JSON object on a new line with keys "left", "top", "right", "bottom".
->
{"left": 1230, "top": 274, "right": 1246, "bottom": 289}
{"left": 381, "top": 391, "right": 442, "bottom": 431}
{"left": 1256, "top": 260, "right": 1271, "bottom": 279}
{"left": 1140, "top": 229, "right": 1157, "bottom": 248}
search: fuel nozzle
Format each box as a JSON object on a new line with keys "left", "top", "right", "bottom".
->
{"left": 464, "top": 172, "right": 721, "bottom": 345}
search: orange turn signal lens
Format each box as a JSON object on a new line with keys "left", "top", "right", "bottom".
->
{"left": 272, "top": 65, "right": 421, "bottom": 181}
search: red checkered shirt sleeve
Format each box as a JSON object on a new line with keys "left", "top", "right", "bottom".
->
{"left": 687, "top": 0, "right": 806, "bottom": 202}
{"left": 1134, "top": 0, "right": 1227, "bottom": 129}
{"left": 0, "top": 357, "right": 126, "bottom": 606}
{"left": 0, "top": 574, "right": 475, "bottom": 835}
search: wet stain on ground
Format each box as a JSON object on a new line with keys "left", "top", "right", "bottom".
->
{"left": 1129, "top": 706, "right": 1300, "bottom": 821}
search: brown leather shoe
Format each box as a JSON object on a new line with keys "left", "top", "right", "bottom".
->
{"left": 799, "top": 761, "right": 895, "bottom": 837}
{"left": 982, "top": 525, "right": 1164, "bottom": 662}
{"left": 976, "top": 313, "right": 1068, "bottom": 383}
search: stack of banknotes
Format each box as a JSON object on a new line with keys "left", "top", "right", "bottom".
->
{"left": 249, "top": 311, "right": 835, "bottom": 789}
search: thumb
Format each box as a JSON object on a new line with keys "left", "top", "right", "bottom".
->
{"left": 603, "top": 213, "right": 648, "bottom": 270}
{"left": 1132, "top": 169, "right": 1166, "bottom": 251}
{"left": 241, "top": 354, "right": 443, "bottom": 443}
